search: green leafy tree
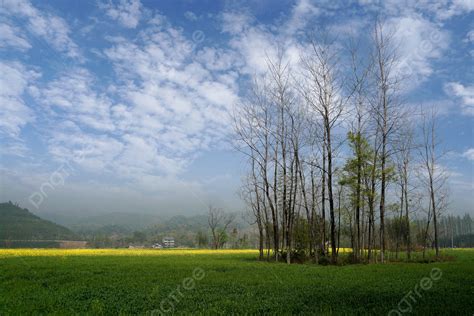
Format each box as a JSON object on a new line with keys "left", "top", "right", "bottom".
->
{"left": 340, "top": 132, "right": 396, "bottom": 261}
{"left": 339, "top": 132, "right": 373, "bottom": 260}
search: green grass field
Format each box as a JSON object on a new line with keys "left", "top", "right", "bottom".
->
{"left": 0, "top": 249, "right": 473, "bottom": 315}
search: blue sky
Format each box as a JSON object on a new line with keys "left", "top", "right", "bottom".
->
{"left": 0, "top": 0, "right": 472, "bottom": 217}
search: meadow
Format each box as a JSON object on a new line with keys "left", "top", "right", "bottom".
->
{"left": 0, "top": 249, "right": 473, "bottom": 315}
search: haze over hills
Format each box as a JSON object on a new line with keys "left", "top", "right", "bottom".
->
{"left": 38, "top": 212, "right": 163, "bottom": 232}
{"left": 17, "top": 204, "right": 251, "bottom": 248}
{"left": 36, "top": 210, "right": 249, "bottom": 234}
{"left": 0, "top": 202, "right": 78, "bottom": 241}
{"left": 35, "top": 207, "right": 252, "bottom": 248}
{"left": 0, "top": 201, "right": 218, "bottom": 248}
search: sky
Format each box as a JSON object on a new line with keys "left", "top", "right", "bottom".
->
{"left": 0, "top": 0, "right": 473, "bottom": 217}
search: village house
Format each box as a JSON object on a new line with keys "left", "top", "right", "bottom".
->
{"left": 162, "top": 237, "right": 175, "bottom": 248}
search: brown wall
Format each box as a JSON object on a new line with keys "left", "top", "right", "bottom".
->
{"left": 59, "top": 241, "right": 88, "bottom": 248}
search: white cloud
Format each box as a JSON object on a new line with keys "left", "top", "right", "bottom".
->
{"left": 114, "top": 135, "right": 187, "bottom": 176}
{"left": 444, "top": 82, "right": 474, "bottom": 116}
{"left": 102, "top": 20, "right": 240, "bottom": 176}
{"left": 196, "top": 47, "right": 242, "bottom": 71}
{"left": 227, "top": 24, "right": 278, "bottom": 75}
{"left": 465, "top": 29, "right": 474, "bottom": 43}
{"left": 433, "top": 0, "right": 474, "bottom": 20}
{"left": 388, "top": 14, "right": 450, "bottom": 88}
{"left": 24, "top": 16, "right": 240, "bottom": 181}
{"left": 39, "top": 68, "right": 116, "bottom": 132}
{"left": 329, "top": 18, "right": 368, "bottom": 38}
{"left": 0, "top": 61, "right": 38, "bottom": 137}
{"left": 48, "top": 131, "right": 124, "bottom": 172}
{"left": 465, "top": 29, "right": 474, "bottom": 56}
{"left": 2, "top": 0, "right": 471, "bottom": 215}
{"left": 221, "top": 10, "right": 314, "bottom": 77}
{"left": 184, "top": 11, "right": 198, "bottom": 21}
{"left": 101, "top": 0, "right": 142, "bottom": 28}
{"left": 2, "top": 0, "right": 80, "bottom": 59}
{"left": 0, "top": 22, "right": 31, "bottom": 51}
{"left": 285, "top": 0, "right": 320, "bottom": 35}
{"left": 367, "top": 0, "right": 473, "bottom": 21}
{"left": 221, "top": 11, "right": 253, "bottom": 35}
{"left": 462, "top": 148, "right": 474, "bottom": 161}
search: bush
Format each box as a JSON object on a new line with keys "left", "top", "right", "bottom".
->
{"left": 318, "top": 255, "right": 330, "bottom": 265}
{"left": 338, "top": 252, "right": 361, "bottom": 265}
{"left": 279, "top": 249, "right": 307, "bottom": 263}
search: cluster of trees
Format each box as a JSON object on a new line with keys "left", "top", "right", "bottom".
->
{"left": 438, "top": 214, "right": 474, "bottom": 248}
{"left": 234, "top": 21, "right": 451, "bottom": 264}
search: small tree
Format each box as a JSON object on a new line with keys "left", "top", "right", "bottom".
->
{"left": 340, "top": 131, "right": 373, "bottom": 261}
{"left": 196, "top": 231, "right": 209, "bottom": 248}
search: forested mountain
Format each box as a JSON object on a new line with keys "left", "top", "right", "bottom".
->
{"left": 0, "top": 202, "right": 78, "bottom": 240}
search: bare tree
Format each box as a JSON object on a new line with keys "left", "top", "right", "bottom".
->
{"left": 241, "top": 162, "right": 265, "bottom": 260}
{"left": 394, "top": 119, "right": 415, "bottom": 259}
{"left": 370, "top": 20, "right": 402, "bottom": 263}
{"left": 208, "top": 205, "right": 235, "bottom": 249}
{"left": 300, "top": 32, "right": 348, "bottom": 262}
{"left": 347, "top": 38, "right": 371, "bottom": 261}
{"left": 419, "top": 108, "right": 449, "bottom": 258}
{"left": 268, "top": 53, "right": 291, "bottom": 263}
{"left": 233, "top": 48, "right": 303, "bottom": 263}
{"left": 231, "top": 21, "right": 449, "bottom": 265}
{"left": 233, "top": 73, "right": 278, "bottom": 259}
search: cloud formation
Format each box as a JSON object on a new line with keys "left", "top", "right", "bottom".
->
{"left": 0, "top": 62, "right": 38, "bottom": 138}
{"left": 2, "top": 0, "right": 80, "bottom": 58}
{"left": 0, "top": 0, "right": 472, "bottom": 214}
{"left": 444, "top": 82, "right": 474, "bottom": 116}
{"left": 0, "top": 22, "right": 31, "bottom": 51}
{"left": 101, "top": 0, "right": 143, "bottom": 28}
{"left": 462, "top": 148, "right": 474, "bottom": 161}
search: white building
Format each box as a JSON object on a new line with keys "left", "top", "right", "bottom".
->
{"left": 162, "top": 237, "right": 175, "bottom": 248}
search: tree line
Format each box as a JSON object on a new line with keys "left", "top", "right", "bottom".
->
{"left": 233, "top": 20, "right": 451, "bottom": 264}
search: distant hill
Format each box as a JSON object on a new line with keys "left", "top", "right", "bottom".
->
{"left": 0, "top": 202, "right": 78, "bottom": 240}
{"left": 147, "top": 214, "right": 209, "bottom": 233}
{"left": 37, "top": 211, "right": 250, "bottom": 235}
{"left": 145, "top": 213, "right": 249, "bottom": 235}
{"left": 67, "top": 212, "right": 163, "bottom": 233}
{"left": 27, "top": 209, "right": 251, "bottom": 248}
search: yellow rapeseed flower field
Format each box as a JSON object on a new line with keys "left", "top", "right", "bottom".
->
{"left": 0, "top": 248, "right": 359, "bottom": 258}
{"left": 0, "top": 248, "right": 260, "bottom": 258}
{"left": 0, "top": 248, "right": 362, "bottom": 258}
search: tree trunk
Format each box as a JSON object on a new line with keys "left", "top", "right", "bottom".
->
{"left": 379, "top": 133, "right": 386, "bottom": 263}
{"left": 404, "top": 165, "right": 411, "bottom": 260}
{"left": 321, "top": 131, "right": 327, "bottom": 256}
{"left": 326, "top": 120, "right": 337, "bottom": 263}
